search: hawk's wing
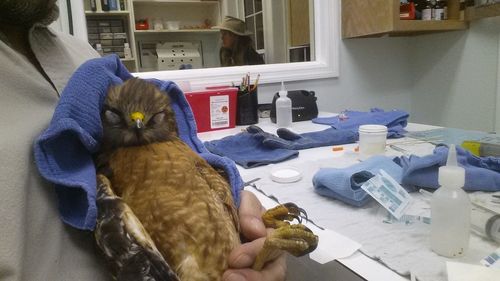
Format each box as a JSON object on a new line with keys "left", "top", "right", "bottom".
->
{"left": 95, "top": 174, "right": 180, "bottom": 281}
{"left": 197, "top": 161, "right": 240, "bottom": 233}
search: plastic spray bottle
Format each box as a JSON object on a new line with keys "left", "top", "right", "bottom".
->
{"left": 275, "top": 82, "right": 292, "bottom": 127}
{"left": 430, "top": 144, "right": 471, "bottom": 257}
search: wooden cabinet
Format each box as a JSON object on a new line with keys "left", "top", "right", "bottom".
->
{"left": 342, "top": 0, "right": 468, "bottom": 38}
{"left": 466, "top": 2, "right": 500, "bottom": 21}
{"left": 289, "top": 0, "right": 310, "bottom": 47}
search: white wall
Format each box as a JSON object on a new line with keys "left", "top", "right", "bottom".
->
{"left": 257, "top": 17, "right": 500, "bottom": 133}
{"left": 409, "top": 17, "right": 500, "bottom": 132}
{"left": 255, "top": 37, "right": 414, "bottom": 118}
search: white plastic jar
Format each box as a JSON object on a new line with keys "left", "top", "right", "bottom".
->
{"left": 358, "top": 124, "right": 388, "bottom": 160}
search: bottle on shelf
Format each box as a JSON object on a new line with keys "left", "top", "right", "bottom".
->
{"left": 95, "top": 43, "right": 105, "bottom": 57}
{"left": 90, "top": 0, "right": 97, "bottom": 12}
{"left": 434, "top": 0, "right": 448, "bottom": 20}
{"left": 421, "top": 0, "right": 434, "bottom": 20}
{"left": 430, "top": 144, "right": 471, "bottom": 258}
{"left": 275, "top": 82, "right": 292, "bottom": 128}
{"left": 101, "top": 0, "right": 110, "bottom": 12}
{"left": 459, "top": 0, "right": 466, "bottom": 20}
{"left": 123, "top": 43, "right": 132, "bottom": 59}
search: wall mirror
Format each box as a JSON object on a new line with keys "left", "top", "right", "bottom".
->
{"left": 66, "top": 0, "right": 338, "bottom": 88}
{"left": 134, "top": 0, "right": 339, "bottom": 88}
{"left": 130, "top": 0, "right": 314, "bottom": 70}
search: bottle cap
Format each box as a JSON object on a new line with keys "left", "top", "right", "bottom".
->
{"left": 358, "top": 124, "right": 388, "bottom": 134}
{"left": 279, "top": 81, "right": 286, "bottom": 97}
{"left": 270, "top": 166, "right": 302, "bottom": 183}
{"left": 438, "top": 144, "right": 465, "bottom": 188}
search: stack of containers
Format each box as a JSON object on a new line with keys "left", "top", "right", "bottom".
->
{"left": 86, "top": 18, "right": 128, "bottom": 58}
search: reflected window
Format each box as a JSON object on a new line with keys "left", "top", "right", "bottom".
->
{"left": 244, "top": 0, "right": 265, "bottom": 53}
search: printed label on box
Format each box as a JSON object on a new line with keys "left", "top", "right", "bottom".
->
{"left": 210, "top": 95, "right": 230, "bottom": 129}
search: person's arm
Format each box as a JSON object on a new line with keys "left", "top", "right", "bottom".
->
{"left": 223, "top": 191, "right": 286, "bottom": 281}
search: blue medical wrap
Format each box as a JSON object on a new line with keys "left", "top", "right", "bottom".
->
{"left": 34, "top": 55, "right": 243, "bottom": 230}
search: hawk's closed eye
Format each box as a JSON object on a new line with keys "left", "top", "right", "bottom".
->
{"left": 148, "top": 111, "right": 165, "bottom": 126}
{"left": 104, "top": 110, "right": 122, "bottom": 125}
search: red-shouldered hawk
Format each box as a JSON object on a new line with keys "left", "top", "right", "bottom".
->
{"left": 94, "top": 78, "right": 318, "bottom": 281}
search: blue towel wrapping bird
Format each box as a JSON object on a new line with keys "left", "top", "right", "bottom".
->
{"left": 34, "top": 55, "right": 243, "bottom": 231}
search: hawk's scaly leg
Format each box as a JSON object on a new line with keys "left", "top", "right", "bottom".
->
{"left": 253, "top": 203, "right": 319, "bottom": 271}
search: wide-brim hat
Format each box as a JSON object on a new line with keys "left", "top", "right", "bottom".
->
{"left": 212, "top": 16, "right": 253, "bottom": 36}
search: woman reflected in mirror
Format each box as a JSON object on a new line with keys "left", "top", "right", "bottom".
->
{"left": 213, "top": 16, "right": 264, "bottom": 67}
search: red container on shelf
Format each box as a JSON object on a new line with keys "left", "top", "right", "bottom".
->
{"left": 135, "top": 19, "right": 149, "bottom": 30}
{"left": 185, "top": 87, "right": 238, "bottom": 133}
{"left": 400, "top": 2, "right": 416, "bottom": 20}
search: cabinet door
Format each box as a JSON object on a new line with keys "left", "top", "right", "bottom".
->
{"left": 289, "top": 0, "right": 310, "bottom": 47}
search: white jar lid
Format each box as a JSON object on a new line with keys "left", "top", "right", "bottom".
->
{"left": 359, "top": 124, "right": 388, "bottom": 133}
{"left": 270, "top": 166, "right": 302, "bottom": 183}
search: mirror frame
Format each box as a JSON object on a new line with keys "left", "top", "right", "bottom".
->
{"left": 134, "top": 0, "right": 339, "bottom": 88}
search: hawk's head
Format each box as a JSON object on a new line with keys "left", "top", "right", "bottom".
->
{"left": 101, "top": 78, "right": 179, "bottom": 148}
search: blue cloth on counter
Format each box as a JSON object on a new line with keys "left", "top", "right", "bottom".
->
{"left": 34, "top": 55, "right": 243, "bottom": 231}
{"left": 312, "top": 108, "right": 409, "bottom": 138}
{"left": 313, "top": 156, "right": 404, "bottom": 207}
{"left": 204, "top": 129, "right": 299, "bottom": 169}
{"left": 248, "top": 126, "right": 358, "bottom": 150}
{"left": 395, "top": 145, "right": 500, "bottom": 191}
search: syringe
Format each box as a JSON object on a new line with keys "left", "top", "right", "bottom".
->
{"left": 471, "top": 201, "right": 500, "bottom": 244}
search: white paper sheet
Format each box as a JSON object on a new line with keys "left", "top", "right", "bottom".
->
{"left": 447, "top": 261, "right": 500, "bottom": 281}
{"left": 308, "top": 228, "right": 362, "bottom": 264}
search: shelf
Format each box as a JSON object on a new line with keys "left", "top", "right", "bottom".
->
{"left": 120, "top": 58, "right": 136, "bottom": 62}
{"left": 133, "top": 0, "right": 219, "bottom": 4}
{"left": 134, "top": 29, "right": 218, "bottom": 33}
{"left": 466, "top": 3, "right": 500, "bottom": 21}
{"left": 342, "top": 0, "right": 468, "bottom": 38}
{"left": 394, "top": 19, "right": 467, "bottom": 33}
{"left": 85, "top": 11, "right": 130, "bottom": 15}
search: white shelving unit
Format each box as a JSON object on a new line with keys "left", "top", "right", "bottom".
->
{"left": 84, "top": 0, "right": 139, "bottom": 71}
{"left": 134, "top": 29, "right": 219, "bottom": 33}
{"left": 131, "top": 0, "right": 222, "bottom": 72}
{"left": 83, "top": 0, "right": 222, "bottom": 72}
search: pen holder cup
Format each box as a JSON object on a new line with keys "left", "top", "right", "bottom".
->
{"left": 236, "top": 86, "right": 259, "bottom": 125}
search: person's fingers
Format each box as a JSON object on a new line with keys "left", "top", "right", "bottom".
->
{"left": 228, "top": 237, "right": 266, "bottom": 268}
{"left": 222, "top": 254, "right": 287, "bottom": 281}
{"left": 238, "top": 191, "right": 267, "bottom": 240}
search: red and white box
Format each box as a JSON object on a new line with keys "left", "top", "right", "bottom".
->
{"left": 184, "top": 87, "right": 238, "bottom": 133}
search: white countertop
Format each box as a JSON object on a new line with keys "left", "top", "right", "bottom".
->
{"left": 197, "top": 114, "right": 498, "bottom": 281}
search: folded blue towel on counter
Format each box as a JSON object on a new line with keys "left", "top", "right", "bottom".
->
{"left": 395, "top": 145, "right": 500, "bottom": 191}
{"left": 312, "top": 108, "right": 409, "bottom": 138}
{"left": 204, "top": 129, "right": 299, "bottom": 169}
{"left": 313, "top": 156, "right": 404, "bottom": 207}
{"left": 246, "top": 125, "right": 358, "bottom": 150}
{"left": 34, "top": 55, "right": 243, "bottom": 230}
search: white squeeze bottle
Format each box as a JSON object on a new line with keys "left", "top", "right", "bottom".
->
{"left": 430, "top": 144, "right": 471, "bottom": 257}
{"left": 124, "top": 43, "right": 132, "bottom": 59}
{"left": 276, "top": 81, "right": 292, "bottom": 127}
{"left": 95, "top": 43, "right": 104, "bottom": 57}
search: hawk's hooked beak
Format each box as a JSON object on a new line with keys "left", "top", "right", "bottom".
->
{"left": 130, "top": 111, "right": 145, "bottom": 129}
